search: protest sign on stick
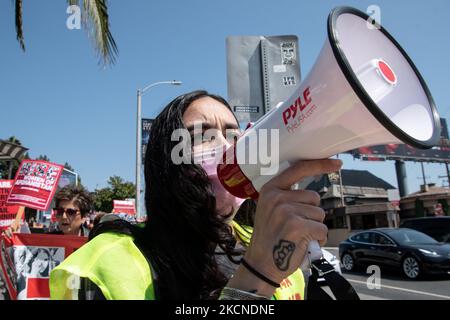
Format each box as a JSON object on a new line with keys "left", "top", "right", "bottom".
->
{"left": 6, "top": 160, "right": 64, "bottom": 211}
{"left": 10, "top": 206, "right": 25, "bottom": 233}
{"left": 112, "top": 200, "right": 136, "bottom": 215}
{"left": 0, "top": 233, "right": 86, "bottom": 300}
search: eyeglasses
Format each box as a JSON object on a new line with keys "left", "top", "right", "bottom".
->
{"left": 53, "top": 208, "right": 80, "bottom": 217}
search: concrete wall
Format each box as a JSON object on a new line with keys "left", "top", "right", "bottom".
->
{"left": 326, "top": 228, "right": 351, "bottom": 247}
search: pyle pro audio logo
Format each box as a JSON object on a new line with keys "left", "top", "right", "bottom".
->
{"left": 282, "top": 87, "right": 317, "bottom": 133}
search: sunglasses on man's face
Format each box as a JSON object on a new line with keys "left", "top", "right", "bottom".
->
{"left": 53, "top": 208, "right": 80, "bottom": 217}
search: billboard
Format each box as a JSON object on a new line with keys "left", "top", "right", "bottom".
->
{"left": 227, "top": 35, "right": 301, "bottom": 125}
{"left": 347, "top": 118, "right": 450, "bottom": 163}
{"left": 40, "top": 168, "right": 79, "bottom": 223}
{"left": 58, "top": 169, "right": 78, "bottom": 189}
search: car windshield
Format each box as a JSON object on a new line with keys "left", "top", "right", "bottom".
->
{"left": 388, "top": 229, "right": 438, "bottom": 245}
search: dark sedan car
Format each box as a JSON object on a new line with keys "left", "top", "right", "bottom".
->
{"left": 339, "top": 228, "right": 450, "bottom": 279}
{"left": 400, "top": 216, "right": 450, "bottom": 243}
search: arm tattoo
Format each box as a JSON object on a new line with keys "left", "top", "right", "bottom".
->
{"left": 273, "top": 239, "right": 296, "bottom": 271}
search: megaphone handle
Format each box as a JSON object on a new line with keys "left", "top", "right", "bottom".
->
{"left": 301, "top": 240, "right": 323, "bottom": 269}
{"left": 293, "top": 176, "right": 324, "bottom": 268}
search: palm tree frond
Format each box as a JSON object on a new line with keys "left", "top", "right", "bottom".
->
{"left": 15, "top": 0, "right": 25, "bottom": 51}
{"left": 82, "top": 0, "right": 118, "bottom": 66}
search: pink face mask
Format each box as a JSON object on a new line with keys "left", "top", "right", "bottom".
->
{"left": 193, "top": 151, "right": 245, "bottom": 218}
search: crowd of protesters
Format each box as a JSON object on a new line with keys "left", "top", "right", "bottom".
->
{"left": 2, "top": 185, "right": 140, "bottom": 239}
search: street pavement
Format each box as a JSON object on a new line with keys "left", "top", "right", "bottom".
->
{"left": 323, "top": 248, "right": 450, "bottom": 300}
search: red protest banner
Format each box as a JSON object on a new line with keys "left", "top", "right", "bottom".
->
{"left": 0, "top": 180, "right": 22, "bottom": 232}
{"left": 112, "top": 200, "right": 136, "bottom": 215}
{"left": 6, "top": 160, "right": 64, "bottom": 211}
{"left": 0, "top": 233, "right": 86, "bottom": 300}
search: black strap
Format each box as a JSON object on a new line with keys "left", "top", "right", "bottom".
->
{"left": 241, "top": 259, "right": 281, "bottom": 288}
{"left": 306, "top": 258, "right": 360, "bottom": 300}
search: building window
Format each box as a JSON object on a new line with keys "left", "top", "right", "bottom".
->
{"left": 350, "top": 215, "right": 363, "bottom": 230}
{"left": 335, "top": 216, "right": 347, "bottom": 228}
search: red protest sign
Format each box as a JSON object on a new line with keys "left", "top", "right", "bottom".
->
{"left": 7, "top": 160, "right": 64, "bottom": 211}
{"left": 0, "top": 233, "right": 86, "bottom": 300}
{"left": 112, "top": 200, "right": 136, "bottom": 215}
{"left": 0, "top": 180, "right": 22, "bottom": 232}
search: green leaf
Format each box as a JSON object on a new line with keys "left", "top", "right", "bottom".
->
{"left": 81, "top": 0, "right": 119, "bottom": 66}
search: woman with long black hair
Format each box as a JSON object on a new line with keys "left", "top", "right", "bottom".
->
{"left": 49, "top": 90, "right": 341, "bottom": 300}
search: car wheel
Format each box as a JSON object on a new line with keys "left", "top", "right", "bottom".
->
{"left": 341, "top": 253, "right": 355, "bottom": 272}
{"left": 402, "top": 256, "right": 421, "bottom": 279}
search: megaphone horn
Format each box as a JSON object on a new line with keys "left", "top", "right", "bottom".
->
{"left": 218, "top": 6, "right": 442, "bottom": 265}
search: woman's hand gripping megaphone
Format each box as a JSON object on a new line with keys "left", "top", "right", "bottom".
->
{"left": 236, "top": 159, "right": 342, "bottom": 293}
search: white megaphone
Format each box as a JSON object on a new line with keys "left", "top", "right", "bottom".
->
{"left": 218, "top": 7, "right": 441, "bottom": 268}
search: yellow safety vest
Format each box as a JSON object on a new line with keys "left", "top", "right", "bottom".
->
{"left": 50, "top": 232, "right": 154, "bottom": 300}
{"left": 50, "top": 222, "right": 305, "bottom": 300}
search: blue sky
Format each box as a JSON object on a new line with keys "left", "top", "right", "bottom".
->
{"left": 1, "top": 0, "right": 449, "bottom": 194}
